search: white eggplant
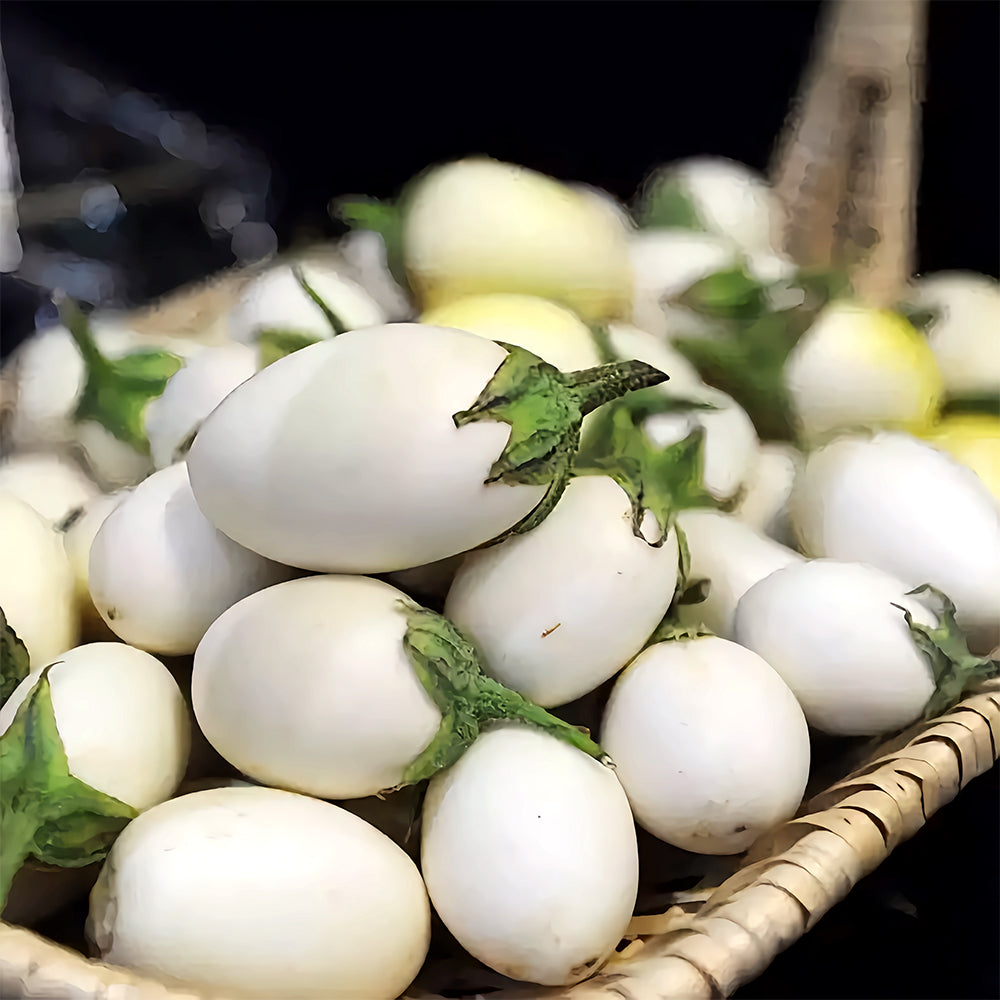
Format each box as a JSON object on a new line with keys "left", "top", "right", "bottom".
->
{"left": 733, "top": 560, "right": 942, "bottom": 736}
{"left": 88, "top": 786, "right": 431, "bottom": 1000}
{"left": 337, "top": 229, "right": 414, "bottom": 321}
{"left": 600, "top": 635, "right": 810, "bottom": 854}
{"left": 144, "top": 342, "right": 258, "bottom": 469}
{"left": 785, "top": 301, "right": 944, "bottom": 442}
{"left": 192, "top": 574, "right": 603, "bottom": 800}
{"left": 445, "top": 474, "right": 680, "bottom": 707}
{"left": 904, "top": 271, "right": 1000, "bottom": 396}
{"left": 734, "top": 441, "right": 802, "bottom": 546}
{"left": 186, "top": 323, "right": 664, "bottom": 574}
{"left": 0, "top": 451, "right": 98, "bottom": 524}
{"left": 0, "top": 642, "right": 190, "bottom": 813}
{"left": 0, "top": 493, "right": 78, "bottom": 667}
{"left": 421, "top": 725, "right": 638, "bottom": 986}
{"left": 673, "top": 508, "right": 803, "bottom": 638}
{"left": 789, "top": 432, "right": 1000, "bottom": 646}
{"left": 228, "top": 261, "right": 387, "bottom": 344}
{"left": 88, "top": 462, "right": 296, "bottom": 654}
{"left": 401, "top": 157, "right": 633, "bottom": 323}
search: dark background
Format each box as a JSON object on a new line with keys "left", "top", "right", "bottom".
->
{"left": 2, "top": 2, "right": 998, "bottom": 997}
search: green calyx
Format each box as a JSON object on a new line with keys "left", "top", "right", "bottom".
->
{"left": 0, "top": 667, "right": 138, "bottom": 908}
{"left": 574, "top": 387, "right": 722, "bottom": 547}
{"left": 668, "top": 265, "right": 852, "bottom": 443}
{"left": 892, "top": 584, "right": 1000, "bottom": 720}
{"left": 632, "top": 170, "right": 706, "bottom": 232}
{"left": 0, "top": 608, "right": 30, "bottom": 706}
{"left": 453, "top": 343, "right": 668, "bottom": 544}
{"left": 387, "top": 604, "right": 611, "bottom": 792}
{"left": 257, "top": 329, "right": 323, "bottom": 368}
{"left": 59, "top": 298, "right": 183, "bottom": 455}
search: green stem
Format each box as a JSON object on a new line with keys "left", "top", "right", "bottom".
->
{"left": 390, "top": 604, "right": 612, "bottom": 791}
{"left": 565, "top": 359, "right": 670, "bottom": 413}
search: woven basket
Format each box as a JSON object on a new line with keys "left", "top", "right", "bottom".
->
{"left": 6, "top": 2, "right": 996, "bottom": 998}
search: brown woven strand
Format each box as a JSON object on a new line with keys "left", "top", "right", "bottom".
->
{"left": 1, "top": 688, "right": 996, "bottom": 1000}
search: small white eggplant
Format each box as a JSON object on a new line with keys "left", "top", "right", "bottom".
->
{"left": 903, "top": 271, "right": 1000, "bottom": 397}
{"left": 0, "top": 642, "right": 190, "bottom": 906}
{"left": 733, "top": 560, "right": 944, "bottom": 735}
{"left": 789, "top": 432, "right": 1000, "bottom": 646}
{"left": 421, "top": 725, "right": 638, "bottom": 986}
{"left": 784, "top": 302, "right": 944, "bottom": 442}
{"left": 192, "top": 574, "right": 605, "bottom": 800}
{"left": 673, "top": 508, "right": 804, "bottom": 639}
{"left": 421, "top": 293, "right": 604, "bottom": 372}
{"left": 401, "top": 157, "right": 633, "bottom": 323}
{"left": 186, "top": 324, "right": 665, "bottom": 574}
{"left": 600, "top": 635, "right": 810, "bottom": 854}
{"left": 228, "top": 261, "right": 387, "bottom": 344}
{"left": 0, "top": 451, "right": 98, "bottom": 524}
{"left": 0, "top": 493, "right": 78, "bottom": 667}
{"left": 88, "top": 462, "right": 297, "bottom": 654}
{"left": 446, "top": 474, "right": 680, "bottom": 707}
{"left": 642, "top": 383, "right": 760, "bottom": 505}
{"left": 87, "top": 786, "right": 431, "bottom": 1000}
{"left": 337, "top": 229, "right": 414, "bottom": 321}
{"left": 627, "top": 228, "right": 738, "bottom": 340}
{"left": 59, "top": 491, "right": 127, "bottom": 636}
{"left": 734, "top": 441, "right": 802, "bottom": 546}
{"left": 144, "top": 342, "right": 258, "bottom": 469}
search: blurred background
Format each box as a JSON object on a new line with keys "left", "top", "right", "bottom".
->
{"left": 0, "top": 2, "right": 997, "bottom": 996}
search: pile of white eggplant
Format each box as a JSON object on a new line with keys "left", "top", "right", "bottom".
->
{"left": 1, "top": 155, "right": 998, "bottom": 1000}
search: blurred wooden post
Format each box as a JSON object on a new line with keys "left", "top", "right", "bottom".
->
{"left": 769, "top": 0, "right": 927, "bottom": 306}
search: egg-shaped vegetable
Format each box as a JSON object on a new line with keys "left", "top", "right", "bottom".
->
{"left": 89, "top": 462, "right": 297, "bottom": 654}
{"left": 789, "top": 432, "right": 1000, "bottom": 645}
{"left": 0, "top": 493, "right": 78, "bottom": 667}
{"left": 421, "top": 725, "right": 638, "bottom": 986}
{"left": 0, "top": 452, "right": 98, "bottom": 524}
{"left": 0, "top": 642, "right": 190, "bottom": 812}
{"left": 445, "top": 474, "right": 680, "bottom": 707}
{"left": 192, "top": 574, "right": 442, "bottom": 799}
{"left": 402, "top": 157, "right": 632, "bottom": 323}
{"left": 187, "top": 324, "right": 661, "bottom": 574}
{"left": 601, "top": 635, "right": 810, "bottom": 854}
{"left": 734, "top": 560, "right": 939, "bottom": 735}
{"left": 87, "top": 786, "right": 431, "bottom": 1000}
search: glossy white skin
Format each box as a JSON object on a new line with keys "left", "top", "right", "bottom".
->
{"left": 0, "top": 642, "right": 190, "bottom": 811}
{"left": 0, "top": 493, "right": 78, "bottom": 667}
{"left": 663, "top": 156, "right": 781, "bottom": 256}
{"left": 403, "top": 157, "right": 632, "bottom": 323}
{"left": 0, "top": 451, "right": 98, "bottom": 524}
{"left": 734, "top": 442, "right": 802, "bottom": 547}
{"left": 789, "top": 432, "right": 1000, "bottom": 641}
{"left": 228, "top": 262, "right": 387, "bottom": 343}
{"left": 601, "top": 636, "right": 809, "bottom": 854}
{"left": 907, "top": 271, "right": 1000, "bottom": 395}
{"left": 642, "top": 383, "right": 760, "bottom": 503}
{"left": 674, "top": 508, "right": 804, "bottom": 639}
{"left": 627, "top": 229, "right": 738, "bottom": 340}
{"left": 421, "top": 725, "right": 638, "bottom": 986}
{"left": 145, "top": 342, "right": 258, "bottom": 470}
{"left": 5, "top": 322, "right": 202, "bottom": 489}
{"left": 88, "top": 787, "right": 431, "bottom": 1000}
{"left": 186, "top": 324, "right": 548, "bottom": 573}
{"left": 337, "top": 229, "right": 414, "bottom": 321}
{"left": 61, "top": 491, "right": 126, "bottom": 627}
{"left": 89, "top": 463, "right": 297, "bottom": 655}
{"left": 446, "top": 475, "right": 680, "bottom": 707}
{"left": 733, "top": 560, "right": 938, "bottom": 736}
{"left": 191, "top": 575, "right": 441, "bottom": 799}
{"left": 784, "top": 302, "right": 942, "bottom": 442}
